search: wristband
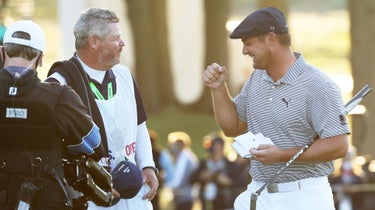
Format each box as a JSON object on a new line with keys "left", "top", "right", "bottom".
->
{"left": 143, "top": 166, "right": 159, "bottom": 176}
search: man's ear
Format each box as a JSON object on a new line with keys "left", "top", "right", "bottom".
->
{"left": 36, "top": 53, "right": 44, "bottom": 67}
{"left": 266, "top": 32, "right": 277, "bottom": 43}
{"left": 88, "top": 35, "right": 99, "bottom": 50}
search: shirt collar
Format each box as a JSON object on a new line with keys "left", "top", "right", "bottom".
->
{"left": 262, "top": 52, "right": 306, "bottom": 85}
{"left": 4, "top": 66, "right": 34, "bottom": 78}
{"left": 75, "top": 54, "right": 116, "bottom": 84}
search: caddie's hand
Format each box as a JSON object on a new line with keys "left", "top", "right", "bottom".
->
{"left": 111, "top": 188, "right": 120, "bottom": 198}
{"left": 202, "top": 63, "right": 228, "bottom": 90}
{"left": 142, "top": 168, "right": 159, "bottom": 201}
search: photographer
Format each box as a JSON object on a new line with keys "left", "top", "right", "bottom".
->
{"left": 0, "top": 20, "right": 102, "bottom": 210}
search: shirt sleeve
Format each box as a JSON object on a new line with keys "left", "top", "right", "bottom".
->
{"left": 132, "top": 77, "right": 147, "bottom": 125}
{"left": 309, "top": 82, "right": 351, "bottom": 138}
{"left": 134, "top": 122, "right": 155, "bottom": 169}
{"left": 55, "top": 85, "right": 101, "bottom": 156}
{"left": 233, "top": 78, "right": 251, "bottom": 122}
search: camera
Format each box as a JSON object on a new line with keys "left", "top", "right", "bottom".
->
{"left": 63, "top": 156, "right": 114, "bottom": 207}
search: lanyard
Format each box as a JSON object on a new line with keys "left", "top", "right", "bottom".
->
{"left": 89, "top": 81, "right": 113, "bottom": 100}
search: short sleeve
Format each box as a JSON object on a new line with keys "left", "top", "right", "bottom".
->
{"left": 309, "top": 82, "right": 350, "bottom": 138}
{"left": 233, "top": 80, "right": 251, "bottom": 122}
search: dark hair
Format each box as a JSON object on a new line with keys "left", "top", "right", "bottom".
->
{"left": 257, "top": 33, "right": 291, "bottom": 47}
{"left": 4, "top": 31, "right": 40, "bottom": 60}
{"left": 212, "top": 137, "right": 224, "bottom": 145}
{"left": 206, "top": 136, "right": 224, "bottom": 153}
{"left": 277, "top": 33, "right": 291, "bottom": 47}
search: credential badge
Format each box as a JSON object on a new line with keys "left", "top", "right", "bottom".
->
{"left": 6, "top": 107, "right": 27, "bottom": 119}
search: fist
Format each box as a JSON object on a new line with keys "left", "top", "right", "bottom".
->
{"left": 202, "top": 63, "right": 228, "bottom": 89}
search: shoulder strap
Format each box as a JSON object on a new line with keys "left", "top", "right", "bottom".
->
{"left": 48, "top": 58, "right": 109, "bottom": 158}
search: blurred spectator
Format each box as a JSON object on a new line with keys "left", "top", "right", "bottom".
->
{"left": 159, "top": 141, "right": 175, "bottom": 185}
{"left": 157, "top": 137, "right": 175, "bottom": 209}
{"left": 148, "top": 129, "right": 162, "bottom": 210}
{"left": 231, "top": 155, "right": 252, "bottom": 197}
{"left": 330, "top": 156, "right": 365, "bottom": 210}
{"left": 191, "top": 134, "right": 243, "bottom": 210}
{"left": 361, "top": 154, "right": 375, "bottom": 183}
{"left": 360, "top": 155, "right": 375, "bottom": 210}
{"left": 165, "top": 131, "right": 199, "bottom": 210}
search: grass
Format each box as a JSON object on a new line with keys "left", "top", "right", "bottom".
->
{"left": 147, "top": 106, "right": 220, "bottom": 158}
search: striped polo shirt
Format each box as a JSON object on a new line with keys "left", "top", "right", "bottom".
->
{"left": 233, "top": 52, "right": 350, "bottom": 183}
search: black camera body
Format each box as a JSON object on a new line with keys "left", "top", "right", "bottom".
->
{"left": 63, "top": 156, "right": 114, "bottom": 207}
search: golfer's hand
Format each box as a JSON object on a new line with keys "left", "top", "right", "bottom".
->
{"left": 202, "top": 63, "right": 228, "bottom": 90}
{"left": 250, "top": 144, "right": 282, "bottom": 165}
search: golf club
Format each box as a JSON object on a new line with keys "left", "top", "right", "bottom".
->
{"left": 250, "top": 84, "right": 373, "bottom": 210}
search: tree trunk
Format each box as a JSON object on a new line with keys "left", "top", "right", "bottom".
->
{"left": 190, "top": 0, "right": 230, "bottom": 113}
{"left": 349, "top": 0, "right": 375, "bottom": 157}
{"left": 126, "top": 0, "right": 175, "bottom": 113}
{"left": 257, "top": 0, "right": 289, "bottom": 16}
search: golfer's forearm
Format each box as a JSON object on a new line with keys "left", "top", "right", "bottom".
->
{"left": 297, "top": 135, "right": 348, "bottom": 163}
{"left": 211, "top": 85, "right": 246, "bottom": 137}
{"left": 281, "top": 135, "right": 349, "bottom": 164}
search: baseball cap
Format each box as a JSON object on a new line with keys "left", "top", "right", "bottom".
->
{"left": 230, "top": 7, "right": 288, "bottom": 40}
{"left": 168, "top": 131, "right": 192, "bottom": 147}
{"left": 3, "top": 20, "right": 46, "bottom": 52}
{"left": 111, "top": 160, "right": 143, "bottom": 203}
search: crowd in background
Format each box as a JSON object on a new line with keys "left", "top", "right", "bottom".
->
{"left": 149, "top": 129, "right": 251, "bottom": 210}
{"left": 329, "top": 147, "right": 375, "bottom": 210}
{"left": 150, "top": 129, "right": 375, "bottom": 210}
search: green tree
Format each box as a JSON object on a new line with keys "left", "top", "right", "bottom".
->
{"left": 126, "top": 0, "right": 230, "bottom": 113}
{"left": 257, "top": 0, "right": 289, "bottom": 15}
{"left": 190, "top": 0, "right": 230, "bottom": 113}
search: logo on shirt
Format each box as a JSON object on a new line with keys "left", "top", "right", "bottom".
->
{"left": 339, "top": 114, "right": 348, "bottom": 125}
{"left": 282, "top": 98, "right": 291, "bottom": 108}
{"left": 125, "top": 142, "right": 136, "bottom": 156}
{"left": 9, "top": 87, "right": 17, "bottom": 96}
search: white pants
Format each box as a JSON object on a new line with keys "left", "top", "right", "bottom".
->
{"left": 88, "top": 184, "right": 153, "bottom": 210}
{"left": 234, "top": 176, "right": 335, "bottom": 210}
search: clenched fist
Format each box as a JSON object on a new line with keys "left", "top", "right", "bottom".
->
{"left": 202, "top": 63, "right": 228, "bottom": 90}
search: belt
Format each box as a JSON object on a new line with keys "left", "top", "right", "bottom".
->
{"left": 259, "top": 176, "right": 328, "bottom": 193}
{"left": 267, "top": 181, "right": 301, "bottom": 193}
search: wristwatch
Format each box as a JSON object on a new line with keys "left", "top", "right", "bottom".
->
{"left": 143, "top": 166, "right": 159, "bottom": 176}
